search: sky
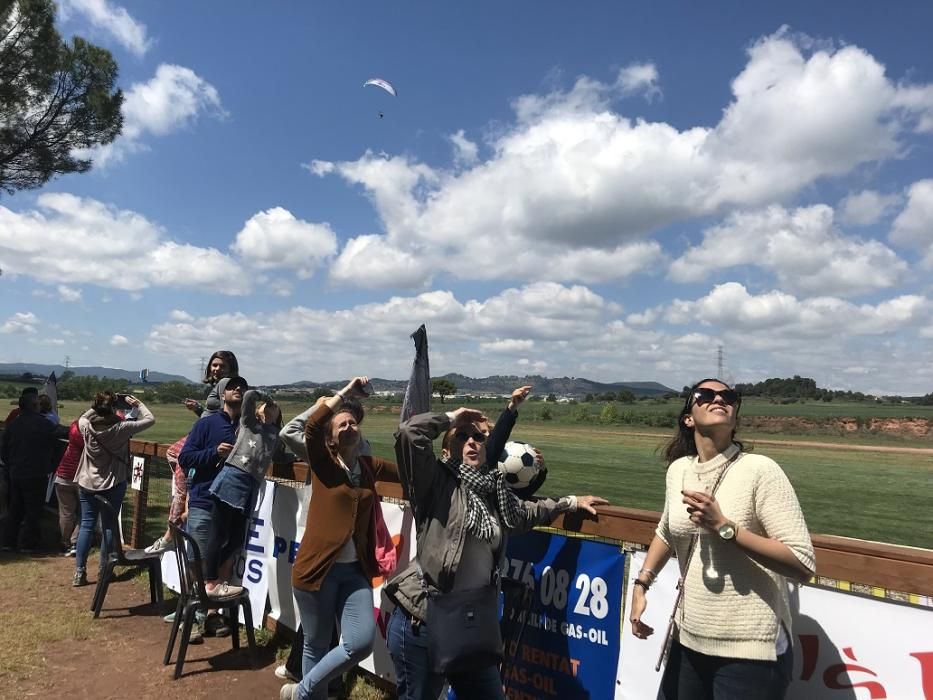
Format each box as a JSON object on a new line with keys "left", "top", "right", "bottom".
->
{"left": 2, "top": 1, "right": 933, "bottom": 394}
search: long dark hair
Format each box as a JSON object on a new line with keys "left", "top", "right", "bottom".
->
{"left": 662, "top": 378, "right": 743, "bottom": 464}
{"left": 202, "top": 350, "right": 239, "bottom": 384}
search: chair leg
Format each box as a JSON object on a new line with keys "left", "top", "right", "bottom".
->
{"left": 230, "top": 605, "right": 240, "bottom": 650}
{"left": 163, "top": 596, "right": 184, "bottom": 665}
{"left": 174, "top": 605, "right": 197, "bottom": 680}
{"left": 241, "top": 599, "right": 257, "bottom": 669}
{"left": 92, "top": 560, "right": 114, "bottom": 617}
{"left": 152, "top": 563, "right": 164, "bottom": 603}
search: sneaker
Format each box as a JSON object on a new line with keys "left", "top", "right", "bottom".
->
{"left": 72, "top": 570, "right": 88, "bottom": 587}
{"left": 163, "top": 611, "right": 176, "bottom": 623}
{"left": 204, "top": 612, "right": 231, "bottom": 638}
{"left": 144, "top": 537, "right": 174, "bottom": 555}
{"left": 188, "top": 624, "right": 204, "bottom": 645}
{"left": 206, "top": 581, "right": 243, "bottom": 599}
{"left": 279, "top": 683, "right": 298, "bottom": 700}
{"left": 274, "top": 664, "right": 300, "bottom": 682}
{"left": 66, "top": 546, "right": 77, "bottom": 557}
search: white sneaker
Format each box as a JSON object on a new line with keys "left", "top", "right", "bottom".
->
{"left": 144, "top": 537, "right": 174, "bottom": 555}
{"left": 274, "top": 664, "right": 299, "bottom": 682}
{"left": 279, "top": 683, "right": 298, "bottom": 700}
{"left": 206, "top": 581, "right": 243, "bottom": 598}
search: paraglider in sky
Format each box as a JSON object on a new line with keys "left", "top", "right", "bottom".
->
{"left": 363, "top": 78, "right": 397, "bottom": 118}
{"left": 363, "top": 78, "right": 397, "bottom": 97}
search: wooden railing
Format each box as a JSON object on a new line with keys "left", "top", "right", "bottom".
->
{"left": 129, "top": 440, "right": 933, "bottom": 597}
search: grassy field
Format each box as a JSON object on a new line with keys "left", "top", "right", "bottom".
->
{"left": 49, "top": 399, "right": 933, "bottom": 550}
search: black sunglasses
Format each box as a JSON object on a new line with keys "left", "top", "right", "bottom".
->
{"left": 692, "top": 387, "right": 740, "bottom": 407}
{"left": 454, "top": 430, "right": 487, "bottom": 444}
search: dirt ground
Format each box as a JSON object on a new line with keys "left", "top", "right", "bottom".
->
{"left": 0, "top": 551, "right": 287, "bottom": 700}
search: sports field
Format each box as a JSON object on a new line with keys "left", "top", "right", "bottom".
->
{"left": 50, "top": 398, "right": 933, "bottom": 551}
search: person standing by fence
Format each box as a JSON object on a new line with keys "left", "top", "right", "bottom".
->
{"left": 54, "top": 419, "right": 85, "bottom": 556}
{"left": 629, "top": 378, "right": 815, "bottom": 700}
{"left": 72, "top": 392, "right": 155, "bottom": 587}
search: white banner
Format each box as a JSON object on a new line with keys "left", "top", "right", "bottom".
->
{"left": 130, "top": 456, "right": 145, "bottom": 491}
{"left": 618, "top": 551, "right": 933, "bottom": 699}
{"left": 358, "top": 502, "right": 416, "bottom": 682}
{"left": 267, "top": 483, "right": 312, "bottom": 629}
{"left": 161, "top": 479, "right": 276, "bottom": 629}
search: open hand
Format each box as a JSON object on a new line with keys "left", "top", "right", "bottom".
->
{"left": 576, "top": 495, "right": 609, "bottom": 515}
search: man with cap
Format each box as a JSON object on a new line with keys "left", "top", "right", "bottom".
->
{"left": 178, "top": 375, "right": 248, "bottom": 635}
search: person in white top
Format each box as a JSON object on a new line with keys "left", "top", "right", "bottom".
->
{"left": 629, "top": 378, "right": 815, "bottom": 700}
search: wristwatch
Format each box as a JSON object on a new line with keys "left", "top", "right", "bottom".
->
{"left": 718, "top": 520, "right": 737, "bottom": 541}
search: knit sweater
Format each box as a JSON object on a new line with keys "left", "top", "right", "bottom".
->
{"left": 656, "top": 445, "right": 815, "bottom": 661}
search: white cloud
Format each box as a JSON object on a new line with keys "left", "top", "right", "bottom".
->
{"left": 80, "top": 64, "right": 226, "bottom": 166}
{"left": 669, "top": 205, "right": 908, "bottom": 297}
{"left": 480, "top": 339, "right": 535, "bottom": 353}
{"left": 838, "top": 189, "right": 902, "bottom": 226}
{"left": 59, "top": 0, "right": 151, "bottom": 56}
{"left": 0, "top": 312, "right": 39, "bottom": 334}
{"left": 663, "top": 282, "right": 929, "bottom": 337}
{"left": 0, "top": 193, "right": 247, "bottom": 293}
{"left": 169, "top": 310, "right": 194, "bottom": 322}
{"left": 110, "top": 334, "right": 128, "bottom": 346}
{"left": 231, "top": 208, "right": 338, "bottom": 279}
{"left": 330, "top": 235, "right": 432, "bottom": 289}
{"left": 139, "top": 280, "right": 933, "bottom": 394}
{"left": 890, "top": 179, "right": 933, "bottom": 267}
{"left": 57, "top": 285, "right": 82, "bottom": 302}
{"left": 449, "top": 130, "right": 479, "bottom": 165}
{"left": 617, "top": 63, "right": 662, "bottom": 101}
{"left": 311, "top": 30, "right": 933, "bottom": 289}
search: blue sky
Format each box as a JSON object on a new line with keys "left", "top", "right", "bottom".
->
{"left": 2, "top": 1, "right": 933, "bottom": 393}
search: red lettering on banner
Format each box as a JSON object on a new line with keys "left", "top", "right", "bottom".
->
{"left": 798, "top": 633, "right": 820, "bottom": 681}
{"left": 823, "top": 647, "right": 887, "bottom": 698}
{"left": 910, "top": 652, "right": 933, "bottom": 700}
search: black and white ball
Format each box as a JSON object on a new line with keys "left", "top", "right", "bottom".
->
{"left": 498, "top": 440, "right": 546, "bottom": 495}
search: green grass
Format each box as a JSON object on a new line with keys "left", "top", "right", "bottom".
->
{"left": 0, "top": 559, "right": 97, "bottom": 681}
{"left": 53, "top": 399, "right": 933, "bottom": 550}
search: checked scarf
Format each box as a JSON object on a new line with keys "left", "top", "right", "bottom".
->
{"left": 451, "top": 458, "right": 524, "bottom": 542}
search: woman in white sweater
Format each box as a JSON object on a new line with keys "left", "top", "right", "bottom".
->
{"left": 629, "top": 378, "right": 815, "bottom": 699}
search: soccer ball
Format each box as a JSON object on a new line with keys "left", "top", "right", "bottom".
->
{"left": 498, "top": 441, "right": 546, "bottom": 496}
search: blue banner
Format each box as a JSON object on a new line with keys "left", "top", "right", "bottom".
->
{"left": 500, "top": 530, "right": 625, "bottom": 700}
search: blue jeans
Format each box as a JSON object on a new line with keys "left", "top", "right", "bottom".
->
{"left": 658, "top": 641, "right": 793, "bottom": 700}
{"left": 185, "top": 505, "right": 213, "bottom": 562}
{"left": 386, "top": 605, "right": 505, "bottom": 700}
{"left": 293, "top": 562, "right": 375, "bottom": 700}
{"left": 76, "top": 481, "right": 127, "bottom": 572}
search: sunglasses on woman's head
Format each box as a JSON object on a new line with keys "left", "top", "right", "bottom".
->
{"left": 455, "top": 430, "right": 487, "bottom": 444}
{"left": 692, "top": 387, "right": 740, "bottom": 406}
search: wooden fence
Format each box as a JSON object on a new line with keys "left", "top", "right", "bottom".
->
{"left": 126, "top": 439, "right": 933, "bottom": 598}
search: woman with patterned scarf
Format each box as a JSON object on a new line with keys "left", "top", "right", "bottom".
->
{"left": 385, "top": 388, "right": 609, "bottom": 700}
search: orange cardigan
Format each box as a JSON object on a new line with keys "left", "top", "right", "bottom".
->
{"left": 291, "top": 402, "right": 399, "bottom": 592}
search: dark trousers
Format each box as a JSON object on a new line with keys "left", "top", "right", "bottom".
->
{"left": 3, "top": 476, "right": 47, "bottom": 550}
{"left": 658, "top": 641, "right": 793, "bottom": 700}
{"left": 204, "top": 496, "right": 249, "bottom": 581}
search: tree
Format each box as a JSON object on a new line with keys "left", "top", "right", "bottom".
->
{"left": 0, "top": 0, "right": 123, "bottom": 195}
{"left": 431, "top": 378, "right": 457, "bottom": 404}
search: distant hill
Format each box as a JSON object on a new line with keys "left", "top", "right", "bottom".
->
{"left": 276, "top": 373, "right": 675, "bottom": 398}
{"left": 0, "top": 363, "right": 195, "bottom": 385}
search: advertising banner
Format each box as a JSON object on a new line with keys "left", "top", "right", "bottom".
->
{"left": 161, "top": 479, "right": 276, "bottom": 630}
{"left": 501, "top": 530, "right": 626, "bottom": 700}
{"left": 618, "top": 551, "right": 933, "bottom": 699}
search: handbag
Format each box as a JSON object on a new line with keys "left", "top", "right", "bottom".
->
{"left": 426, "top": 582, "right": 503, "bottom": 674}
{"left": 655, "top": 452, "right": 740, "bottom": 672}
